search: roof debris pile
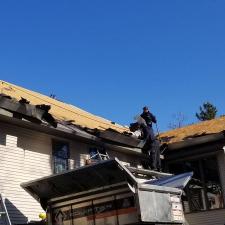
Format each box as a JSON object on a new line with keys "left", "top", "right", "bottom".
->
{"left": 0, "top": 80, "right": 144, "bottom": 153}
{"left": 0, "top": 80, "right": 128, "bottom": 132}
{"left": 0, "top": 94, "right": 57, "bottom": 127}
{"left": 2, "top": 80, "right": 225, "bottom": 152}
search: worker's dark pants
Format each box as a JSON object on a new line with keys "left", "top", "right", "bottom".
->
{"left": 149, "top": 139, "right": 161, "bottom": 170}
{"left": 142, "top": 125, "right": 155, "bottom": 141}
{"left": 142, "top": 126, "right": 161, "bottom": 170}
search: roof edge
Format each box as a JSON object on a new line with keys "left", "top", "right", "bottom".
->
{"left": 167, "top": 131, "right": 225, "bottom": 151}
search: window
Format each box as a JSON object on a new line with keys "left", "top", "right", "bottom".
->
{"left": 52, "top": 140, "right": 70, "bottom": 174}
{"left": 169, "top": 155, "right": 224, "bottom": 213}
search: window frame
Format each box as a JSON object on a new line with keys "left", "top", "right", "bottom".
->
{"left": 52, "top": 139, "right": 70, "bottom": 174}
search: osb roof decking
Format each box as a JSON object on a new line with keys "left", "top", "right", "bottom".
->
{"left": 1, "top": 80, "right": 224, "bottom": 145}
{"left": 0, "top": 80, "right": 128, "bottom": 133}
{"left": 159, "top": 116, "right": 225, "bottom": 144}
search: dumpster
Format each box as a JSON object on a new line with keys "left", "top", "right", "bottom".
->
{"left": 22, "top": 158, "right": 187, "bottom": 225}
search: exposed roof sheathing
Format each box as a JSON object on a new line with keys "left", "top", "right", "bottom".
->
{"left": 160, "top": 116, "right": 225, "bottom": 144}
{"left": 0, "top": 80, "right": 128, "bottom": 133}
{"left": 2, "top": 80, "right": 224, "bottom": 146}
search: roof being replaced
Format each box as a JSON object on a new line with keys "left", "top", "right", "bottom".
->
{"left": 0, "top": 80, "right": 128, "bottom": 133}
{"left": 160, "top": 116, "right": 225, "bottom": 144}
{"left": 5, "top": 81, "right": 224, "bottom": 148}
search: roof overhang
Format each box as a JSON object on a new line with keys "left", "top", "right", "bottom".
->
{"left": 164, "top": 132, "right": 225, "bottom": 161}
{"left": 0, "top": 92, "right": 144, "bottom": 156}
{"left": 167, "top": 131, "right": 225, "bottom": 151}
{"left": 0, "top": 111, "right": 145, "bottom": 157}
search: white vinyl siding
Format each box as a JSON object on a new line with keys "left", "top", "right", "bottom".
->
{"left": 0, "top": 125, "right": 52, "bottom": 224}
{"left": 0, "top": 121, "right": 140, "bottom": 224}
{"left": 185, "top": 208, "right": 225, "bottom": 225}
{"left": 0, "top": 122, "right": 88, "bottom": 224}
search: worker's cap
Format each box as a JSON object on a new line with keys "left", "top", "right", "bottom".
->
{"left": 143, "top": 106, "right": 149, "bottom": 110}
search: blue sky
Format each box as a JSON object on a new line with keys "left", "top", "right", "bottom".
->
{"left": 0, "top": 1, "right": 225, "bottom": 132}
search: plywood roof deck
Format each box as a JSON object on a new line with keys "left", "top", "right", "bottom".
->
{"left": 0, "top": 80, "right": 128, "bottom": 133}
{"left": 2, "top": 80, "right": 224, "bottom": 145}
{"left": 160, "top": 116, "right": 225, "bottom": 144}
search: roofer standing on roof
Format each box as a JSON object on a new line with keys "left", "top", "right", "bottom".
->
{"left": 141, "top": 106, "right": 156, "bottom": 130}
{"left": 140, "top": 106, "right": 161, "bottom": 171}
{"left": 141, "top": 106, "right": 157, "bottom": 141}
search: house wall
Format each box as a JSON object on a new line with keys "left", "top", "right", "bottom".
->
{"left": 107, "top": 149, "right": 140, "bottom": 167}
{"left": 0, "top": 121, "right": 141, "bottom": 224}
{"left": 0, "top": 122, "right": 52, "bottom": 224}
{"left": 185, "top": 208, "right": 225, "bottom": 225}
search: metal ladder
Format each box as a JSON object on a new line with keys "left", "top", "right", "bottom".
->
{"left": 0, "top": 194, "right": 12, "bottom": 225}
{"left": 127, "top": 166, "right": 172, "bottom": 180}
{"left": 90, "top": 149, "right": 110, "bottom": 161}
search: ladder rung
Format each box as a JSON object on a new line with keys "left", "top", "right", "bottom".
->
{"left": 0, "top": 194, "right": 12, "bottom": 225}
{"left": 127, "top": 166, "right": 172, "bottom": 178}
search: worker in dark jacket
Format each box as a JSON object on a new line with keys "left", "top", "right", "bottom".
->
{"left": 140, "top": 106, "right": 161, "bottom": 171}
{"left": 140, "top": 106, "right": 157, "bottom": 141}
{"left": 141, "top": 106, "right": 157, "bottom": 127}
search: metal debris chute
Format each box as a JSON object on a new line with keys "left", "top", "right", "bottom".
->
{"left": 22, "top": 159, "right": 190, "bottom": 225}
{"left": 21, "top": 159, "right": 136, "bottom": 206}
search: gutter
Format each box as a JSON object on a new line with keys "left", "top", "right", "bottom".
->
{"left": 0, "top": 113, "right": 144, "bottom": 157}
{"left": 167, "top": 132, "right": 225, "bottom": 151}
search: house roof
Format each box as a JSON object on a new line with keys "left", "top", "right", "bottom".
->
{"left": 159, "top": 116, "right": 225, "bottom": 144}
{"left": 3, "top": 80, "right": 224, "bottom": 147}
{"left": 0, "top": 80, "right": 128, "bottom": 133}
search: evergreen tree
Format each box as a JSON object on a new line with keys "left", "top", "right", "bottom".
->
{"left": 196, "top": 102, "right": 217, "bottom": 121}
